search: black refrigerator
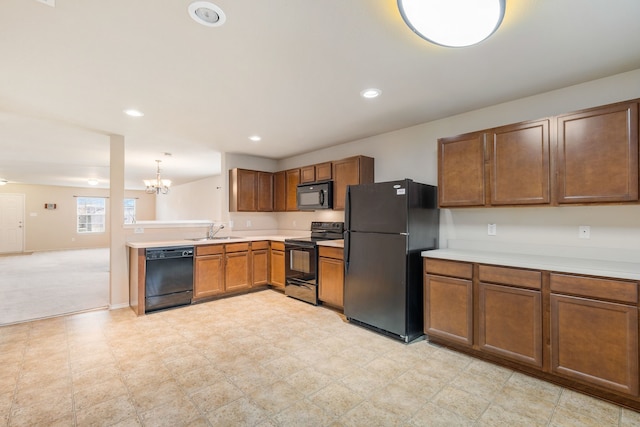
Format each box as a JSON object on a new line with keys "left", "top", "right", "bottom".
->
{"left": 344, "top": 179, "right": 439, "bottom": 343}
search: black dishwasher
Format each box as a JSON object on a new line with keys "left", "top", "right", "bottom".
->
{"left": 145, "top": 246, "right": 194, "bottom": 312}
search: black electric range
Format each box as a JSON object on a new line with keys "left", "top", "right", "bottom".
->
{"left": 284, "top": 221, "right": 344, "bottom": 305}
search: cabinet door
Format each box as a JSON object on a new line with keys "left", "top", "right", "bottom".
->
{"left": 315, "top": 162, "right": 332, "bottom": 181}
{"left": 235, "top": 169, "right": 257, "bottom": 211}
{"left": 489, "top": 120, "right": 550, "bottom": 205}
{"left": 285, "top": 169, "right": 300, "bottom": 211}
{"left": 318, "top": 257, "right": 344, "bottom": 308}
{"left": 225, "top": 252, "right": 250, "bottom": 292}
{"left": 478, "top": 283, "right": 542, "bottom": 367}
{"left": 252, "top": 249, "right": 269, "bottom": 286}
{"left": 332, "top": 156, "right": 374, "bottom": 210}
{"left": 194, "top": 255, "right": 224, "bottom": 299}
{"left": 424, "top": 274, "right": 473, "bottom": 346}
{"left": 300, "top": 165, "right": 315, "bottom": 183}
{"left": 438, "top": 132, "right": 487, "bottom": 207}
{"left": 274, "top": 171, "right": 286, "bottom": 212}
{"left": 270, "top": 249, "right": 285, "bottom": 289}
{"left": 550, "top": 294, "right": 638, "bottom": 396}
{"left": 556, "top": 102, "right": 639, "bottom": 204}
{"left": 257, "top": 172, "right": 274, "bottom": 212}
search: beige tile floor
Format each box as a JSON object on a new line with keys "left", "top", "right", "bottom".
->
{"left": 1, "top": 289, "right": 640, "bottom": 427}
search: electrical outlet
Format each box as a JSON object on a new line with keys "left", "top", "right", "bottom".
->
{"left": 293, "top": 220, "right": 297, "bottom": 227}
{"left": 134, "top": 227, "right": 144, "bottom": 234}
{"left": 579, "top": 225, "right": 590, "bottom": 239}
{"left": 488, "top": 223, "right": 497, "bottom": 236}
{"left": 246, "top": 220, "right": 252, "bottom": 227}
{"left": 228, "top": 220, "right": 234, "bottom": 228}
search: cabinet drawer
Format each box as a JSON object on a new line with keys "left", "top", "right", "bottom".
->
{"left": 318, "top": 246, "right": 343, "bottom": 260}
{"left": 550, "top": 273, "right": 638, "bottom": 304}
{"left": 251, "top": 241, "right": 269, "bottom": 250}
{"left": 271, "top": 241, "right": 285, "bottom": 251}
{"left": 479, "top": 265, "right": 541, "bottom": 290}
{"left": 196, "top": 244, "right": 224, "bottom": 256}
{"left": 225, "top": 242, "right": 250, "bottom": 253}
{"left": 424, "top": 258, "right": 472, "bottom": 280}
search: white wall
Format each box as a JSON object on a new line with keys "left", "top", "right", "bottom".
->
{"left": 156, "top": 175, "right": 223, "bottom": 222}
{"left": 278, "top": 68, "right": 640, "bottom": 255}
{"left": 157, "top": 69, "right": 640, "bottom": 255}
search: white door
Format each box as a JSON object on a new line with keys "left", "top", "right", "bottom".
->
{"left": 0, "top": 194, "right": 25, "bottom": 253}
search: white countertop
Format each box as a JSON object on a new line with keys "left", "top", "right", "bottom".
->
{"left": 317, "top": 239, "right": 344, "bottom": 248}
{"left": 126, "top": 235, "right": 300, "bottom": 249}
{"left": 422, "top": 248, "right": 640, "bottom": 281}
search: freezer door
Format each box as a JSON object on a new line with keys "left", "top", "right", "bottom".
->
{"left": 346, "top": 180, "right": 409, "bottom": 234}
{"left": 344, "top": 232, "right": 408, "bottom": 337}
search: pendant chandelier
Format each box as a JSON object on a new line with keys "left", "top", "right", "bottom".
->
{"left": 144, "top": 160, "right": 172, "bottom": 194}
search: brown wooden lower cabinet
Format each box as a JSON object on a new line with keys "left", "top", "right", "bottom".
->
{"left": 478, "top": 283, "right": 542, "bottom": 367}
{"left": 424, "top": 273, "right": 473, "bottom": 346}
{"left": 270, "top": 242, "right": 286, "bottom": 289}
{"left": 550, "top": 293, "right": 638, "bottom": 396}
{"left": 318, "top": 246, "right": 344, "bottom": 309}
{"left": 251, "top": 241, "right": 269, "bottom": 286}
{"left": 194, "top": 245, "right": 225, "bottom": 299}
{"left": 424, "top": 257, "right": 640, "bottom": 408}
{"left": 225, "top": 243, "right": 251, "bottom": 292}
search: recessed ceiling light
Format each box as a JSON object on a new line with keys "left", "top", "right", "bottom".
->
{"left": 249, "top": 135, "right": 262, "bottom": 142}
{"left": 88, "top": 179, "right": 99, "bottom": 186}
{"left": 123, "top": 109, "right": 144, "bottom": 117}
{"left": 188, "top": 1, "right": 226, "bottom": 27}
{"left": 360, "top": 88, "right": 382, "bottom": 99}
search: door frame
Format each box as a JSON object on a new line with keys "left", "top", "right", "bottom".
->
{"left": 0, "top": 193, "right": 25, "bottom": 254}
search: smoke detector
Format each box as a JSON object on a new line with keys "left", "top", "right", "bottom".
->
{"left": 188, "top": 2, "right": 226, "bottom": 27}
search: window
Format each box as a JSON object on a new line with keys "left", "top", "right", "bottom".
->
{"left": 124, "top": 198, "right": 136, "bottom": 224}
{"left": 77, "top": 197, "right": 106, "bottom": 233}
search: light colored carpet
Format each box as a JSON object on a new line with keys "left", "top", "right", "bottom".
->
{"left": 0, "top": 248, "right": 109, "bottom": 325}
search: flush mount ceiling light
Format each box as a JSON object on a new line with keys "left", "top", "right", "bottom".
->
{"left": 188, "top": 1, "right": 226, "bottom": 27}
{"left": 249, "top": 135, "right": 262, "bottom": 142}
{"left": 360, "top": 88, "right": 382, "bottom": 99}
{"left": 144, "top": 160, "right": 172, "bottom": 195}
{"left": 0, "top": 179, "right": 8, "bottom": 186}
{"left": 87, "top": 179, "right": 99, "bottom": 186}
{"left": 123, "top": 109, "right": 144, "bottom": 117}
{"left": 398, "top": 0, "right": 506, "bottom": 47}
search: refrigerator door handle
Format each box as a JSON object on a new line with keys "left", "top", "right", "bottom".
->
{"left": 345, "top": 185, "right": 351, "bottom": 233}
{"left": 344, "top": 230, "right": 350, "bottom": 272}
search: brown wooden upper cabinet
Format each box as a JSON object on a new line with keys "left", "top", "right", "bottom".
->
{"left": 300, "top": 162, "right": 333, "bottom": 184}
{"left": 438, "top": 99, "right": 640, "bottom": 208}
{"left": 332, "top": 156, "right": 374, "bottom": 210}
{"left": 273, "top": 171, "right": 286, "bottom": 212}
{"left": 489, "top": 119, "right": 550, "bottom": 206}
{"left": 285, "top": 168, "right": 300, "bottom": 211}
{"left": 229, "top": 168, "right": 274, "bottom": 212}
{"left": 556, "top": 101, "right": 639, "bottom": 204}
{"left": 438, "top": 132, "right": 487, "bottom": 207}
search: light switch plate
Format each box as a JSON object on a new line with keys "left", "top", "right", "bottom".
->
{"left": 488, "top": 223, "right": 497, "bottom": 236}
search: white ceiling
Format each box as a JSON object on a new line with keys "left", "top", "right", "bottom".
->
{"left": 1, "top": 0, "right": 640, "bottom": 190}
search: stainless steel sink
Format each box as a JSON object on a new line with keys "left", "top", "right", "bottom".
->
{"left": 185, "top": 236, "right": 242, "bottom": 241}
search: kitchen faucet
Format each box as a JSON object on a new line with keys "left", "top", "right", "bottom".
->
{"left": 208, "top": 223, "right": 225, "bottom": 239}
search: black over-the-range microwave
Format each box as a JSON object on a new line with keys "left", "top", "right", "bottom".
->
{"left": 296, "top": 181, "right": 333, "bottom": 210}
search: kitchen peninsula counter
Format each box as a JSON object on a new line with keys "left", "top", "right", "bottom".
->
{"left": 126, "top": 234, "right": 305, "bottom": 249}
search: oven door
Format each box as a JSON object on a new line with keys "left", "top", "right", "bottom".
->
{"left": 284, "top": 242, "right": 318, "bottom": 305}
